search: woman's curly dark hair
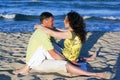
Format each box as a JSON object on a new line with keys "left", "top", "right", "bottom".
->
{"left": 67, "top": 11, "right": 86, "bottom": 43}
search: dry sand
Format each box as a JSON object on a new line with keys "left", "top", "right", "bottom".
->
{"left": 0, "top": 32, "right": 120, "bottom": 80}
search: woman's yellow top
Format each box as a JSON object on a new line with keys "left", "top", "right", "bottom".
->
{"left": 62, "top": 31, "right": 82, "bottom": 62}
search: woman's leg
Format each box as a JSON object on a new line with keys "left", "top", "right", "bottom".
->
{"left": 66, "top": 63, "right": 108, "bottom": 79}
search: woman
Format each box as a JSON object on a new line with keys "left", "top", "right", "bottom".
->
{"left": 35, "top": 11, "right": 96, "bottom": 64}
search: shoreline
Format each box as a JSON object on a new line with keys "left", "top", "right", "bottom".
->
{"left": 0, "top": 32, "right": 120, "bottom": 80}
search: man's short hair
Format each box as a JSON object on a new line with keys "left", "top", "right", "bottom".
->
{"left": 39, "top": 12, "right": 53, "bottom": 23}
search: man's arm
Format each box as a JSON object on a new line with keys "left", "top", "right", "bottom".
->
{"left": 48, "top": 49, "right": 65, "bottom": 60}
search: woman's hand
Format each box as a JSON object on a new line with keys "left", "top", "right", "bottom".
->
{"left": 34, "top": 24, "right": 42, "bottom": 30}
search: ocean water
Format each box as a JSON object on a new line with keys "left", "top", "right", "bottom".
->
{"left": 0, "top": 0, "right": 120, "bottom": 32}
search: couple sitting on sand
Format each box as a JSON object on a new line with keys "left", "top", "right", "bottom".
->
{"left": 13, "top": 11, "right": 111, "bottom": 79}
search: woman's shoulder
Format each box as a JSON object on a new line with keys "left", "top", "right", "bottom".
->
{"left": 68, "top": 31, "right": 76, "bottom": 39}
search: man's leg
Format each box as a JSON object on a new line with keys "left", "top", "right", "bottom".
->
{"left": 27, "top": 46, "right": 54, "bottom": 68}
{"left": 32, "top": 60, "right": 67, "bottom": 74}
{"left": 13, "top": 46, "right": 54, "bottom": 75}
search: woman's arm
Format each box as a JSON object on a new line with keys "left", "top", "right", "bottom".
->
{"left": 34, "top": 24, "right": 71, "bottom": 39}
{"left": 55, "top": 28, "right": 68, "bottom": 31}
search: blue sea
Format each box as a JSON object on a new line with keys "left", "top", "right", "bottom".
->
{"left": 0, "top": 0, "right": 120, "bottom": 32}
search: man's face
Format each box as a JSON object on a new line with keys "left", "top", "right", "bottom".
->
{"left": 44, "top": 17, "right": 54, "bottom": 28}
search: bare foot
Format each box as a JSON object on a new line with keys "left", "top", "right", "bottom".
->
{"left": 13, "top": 65, "right": 30, "bottom": 75}
{"left": 96, "top": 72, "right": 111, "bottom": 79}
{"left": 18, "top": 57, "right": 26, "bottom": 62}
{"left": 84, "top": 52, "right": 97, "bottom": 61}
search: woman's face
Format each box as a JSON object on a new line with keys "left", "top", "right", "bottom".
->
{"left": 64, "top": 16, "right": 70, "bottom": 28}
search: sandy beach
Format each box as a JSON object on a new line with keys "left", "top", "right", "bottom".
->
{"left": 0, "top": 31, "right": 120, "bottom": 80}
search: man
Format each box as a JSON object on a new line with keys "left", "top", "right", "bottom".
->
{"left": 13, "top": 12, "right": 65, "bottom": 74}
